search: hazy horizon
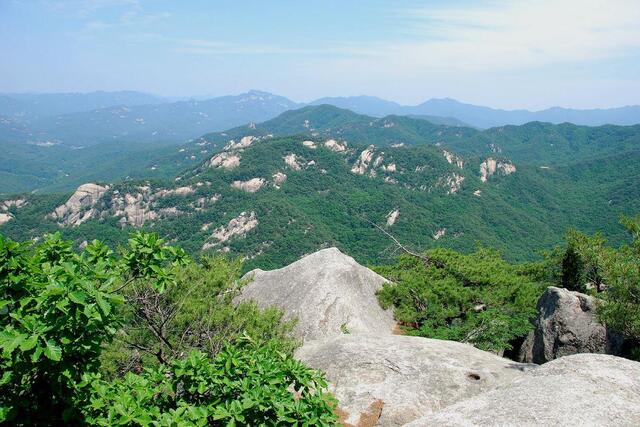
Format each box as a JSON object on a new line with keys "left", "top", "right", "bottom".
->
{"left": 2, "top": 0, "right": 639, "bottom": 110}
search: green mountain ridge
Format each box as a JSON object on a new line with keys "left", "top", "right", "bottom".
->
{"left": 1, "top": 115, "right": 638, "bottom": 271}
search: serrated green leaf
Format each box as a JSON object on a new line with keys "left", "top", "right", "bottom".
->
{"left": 19, "top": 335, "right": 38, "bottom": 351}
{"left": 68, "top": 291, "right": 87, "bottom": 305}
{"left": 44, "top": 340, "right": 62, "bottom": 361}
{"left": 0, "top": 331, "right": 26, "bottom": 354}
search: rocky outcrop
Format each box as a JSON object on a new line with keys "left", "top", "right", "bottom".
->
{"left": 479, "top": 158, "right": 516, "bottom": 182}
{"left": 324, "top": 139, "right": 347, "bottom": 152}
{"left": 432, "top": 228, "right": 447, "bottom": 240}
{"left": 518, "top": 286, "right": 623, "bottom": 364}
{"left": 202, "top": 211, "right": 258, "bottom": 250}
{"left": 239, "top": 248, "right": 396, "bottom": 341}
{"left": 0, "top": 213, "right": 13, "bottom": 225}
{"left": 407, "top": 354, "right": 640, "bottom": 426}
{"left": 437, "top": 173, "right": 464, "bottom": 194}
{"left": 234, "top": 248, "right": 640, "bottom": 426}
{"left": 112, "top": 188, "right": 156, "bottom": 228}
{"left": 49, "top": 183, "right": 109, "bottom": 226}
{"left": 231, "top": 178, "right": 265, "bottom": 193}
{"left": 207, "top": 151, "right": 241, "bottom": 170}
{"left": 386, "top": 208, "right": 399, "bottom": 226}
{"left": 443, "top": 150, "right": 464, "bottom": 168}
{"left": 224, "top": 135, "right": 256, "bottom": 151}
{"left": 272, "top": 172, "right": 287, "bottom": 189}
{"left": 302, "top": 140, "right": 316, "bottom": 149}
{"left": 154, "top": 186, "right": 195, "bottom": 197}
{"left": 351, "top": 145, "right": 377, "bottom": 175}
{"left": 1, "top": 199, "right": 26, "bottom": 211}
{"left": 283, "top": 153, "right": 302, "bottom": 170}
{"left": 297, "top": 334, "right": 532, "bottom": 426}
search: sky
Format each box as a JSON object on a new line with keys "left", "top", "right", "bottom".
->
{"left": 1, "top": 0, "right": 639, "bottom": 110}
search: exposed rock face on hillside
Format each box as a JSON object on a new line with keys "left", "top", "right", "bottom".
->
{"left": 239, "top": 248, "right": 396, "bottom": 341}
{"left": 0, "top": 213, "right": 13, "bottom": 225}
{"left": 302, "top": 140, "right": 316, "bottom": 149}
{"left": 437, "top": 173, "right": 465, "bottom": 194}
{"left": 207, "top": 151, "right": 241, "bottom": 170}
{"left": 443, "top": 150, "right": 464, "bottom": 168}
{"left": 231, "top": 178, "right": 265, "bottom": 193}
{"left": 202, "top": 211, "right": 258, "bottom": 250}
{"left": 386, "top": 208, "right": 399, "bottom": 226}
{"left": 479, "top": 158, "right": 516, "bottom": 182}
{"left": 272, "top": 172, "right": 287, "bottom": 189}
{"left": 351, "top": 145, "right": 377, "bottom": 175}
{"left": 49, "top": 183, "right": 109, "bottom": 226}
{"left": 225, "top": 135, "right": 256, "bottom": 150}
{"left": 324, "top": 139, "right": 347, "bottom": 152}
{"left": 283, "top": 153, "right": 302, "bottom": 170}
{"left": 112, "top": 188, "right": 157, "bottom": 228}
{"left": 48, "top": 183, "right": 201, "bottom": 228}
{"left": 2, "top": 199, "right": 26, "bottom": 211}
{"left": 407, "top": 354, "right": 640, "bottom": 426}
{"left": 297, "top": 334, "right": 532, "bottom": 426}
{"left": 518, "top": 286, "right": 623, "bottom": 364}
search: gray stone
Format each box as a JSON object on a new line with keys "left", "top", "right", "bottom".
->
{"left": 239, "top": 247, "right": 396, "bottom": 341}
{"left": 296, "top": 334, "right": 533, "bottom": 426}
{"left": 407, "top": 353, "right": 640, "bottom": 426}
{"left": 519, "top": 286, "right": 623, "bottom": 364}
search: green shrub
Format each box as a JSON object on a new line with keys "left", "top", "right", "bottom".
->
{"left": 0, "top": 232, "right": 336, "bottom": 425}
{"left": 375, "top": 247, "right": 548, "bottom": 352}
{"left": 102, "top": 256, "right": 298, "bottom": 376}
{"left": 81, "top": 340, "right": 337, "bottom": 426}
{"left": 596, "top": 216, "right": 640, "bottom": 356}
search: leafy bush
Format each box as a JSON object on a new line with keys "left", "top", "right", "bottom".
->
{"left": 375, "top": 247, "right": 548, "bottom": 352}
{"left": 102, "top": 256, "right": 298, "bottom": 376}
{"left": 0, "top": 232, "right": 336, "bottom": 425}
{"left": 81, "top": 340, "right": 337, "bottom": 426}
{"left": 596, "top": 216, "right": 640, "bottom": 357}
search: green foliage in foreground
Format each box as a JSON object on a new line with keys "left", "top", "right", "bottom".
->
{"left": 557, "top": 216, "right": 640, "bottom": 358}
{"left": 375, "top": 247, "right": 549, "bottom": 352}
{"left": 0, "top": 232, "right": 337, "bottom": 425}
{"left": 598, "top": 216, "right": 640, "bottom": 346}
{"left": 102, "top": 256, "right": 298, "bottom": 376}
{"left": 81, "top": 342, "right": 337, "bottom": 426}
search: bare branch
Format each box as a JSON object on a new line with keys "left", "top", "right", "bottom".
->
{"left": 360, "top": 215, "right": 445, "bottom": 268}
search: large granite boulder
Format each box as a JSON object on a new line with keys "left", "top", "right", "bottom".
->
{"left": 519, "top": 286, "right": 623, "bottom": 364}
{"left": 296, "top": 334, "right": 533, "bottom": 426}
{"left": 49, "top": 183, "right": 109, "bottom": 226}
{"left": 239, "top": 248, "right": 396, "bottom": 341}
{"left": 407, "top": 353, "right": 640, "bottom": 426}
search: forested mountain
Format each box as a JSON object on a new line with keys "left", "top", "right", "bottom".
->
{"left": 0, "top": 91, "right": 301, "bottom": 194}
{"left": 1, "top": 111, "right": 638, "bottom": 271}
{"left": 145, "top": 104, "right": 640, "bottom": 180}
{"left": 310, "top": 95, "right": 402, "bottom": 117}
{"left": 310, "top": 96, "right": 640, "bottom": 128}
{"left": 3, "top": 90, "right": 299, "bottom": 147}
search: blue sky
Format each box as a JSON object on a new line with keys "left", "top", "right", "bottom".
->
{"left": 1, "top": 0, "right": 639, "bottom": 109}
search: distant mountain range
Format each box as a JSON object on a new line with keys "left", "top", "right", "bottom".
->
{"left": 0, "top": 91, "right": 166, "bottom": 118}
{"left": 0, "top": 90, "right": 298, "bottom": 146}
{"left": 311, "top": 95, "right": 640, "bottom": 128}
{"left": 1, "top": 91, "right": 638, "bottom": 146}
{"left": 0, "top": 90, "right": 638, "bottom": 195}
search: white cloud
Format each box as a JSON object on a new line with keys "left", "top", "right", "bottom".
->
{"left": 390, "top": 0, "right": 640, "bottom": 71}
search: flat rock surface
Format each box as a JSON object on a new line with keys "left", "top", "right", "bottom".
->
{"left": 407, "top": 353, "right": 640, "bottom": 427}
{"left": 239, "top": 247, "right": 396, "bottom": 341}
{"left": 296, "top": 334, "right": 533, "bottom": 426}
